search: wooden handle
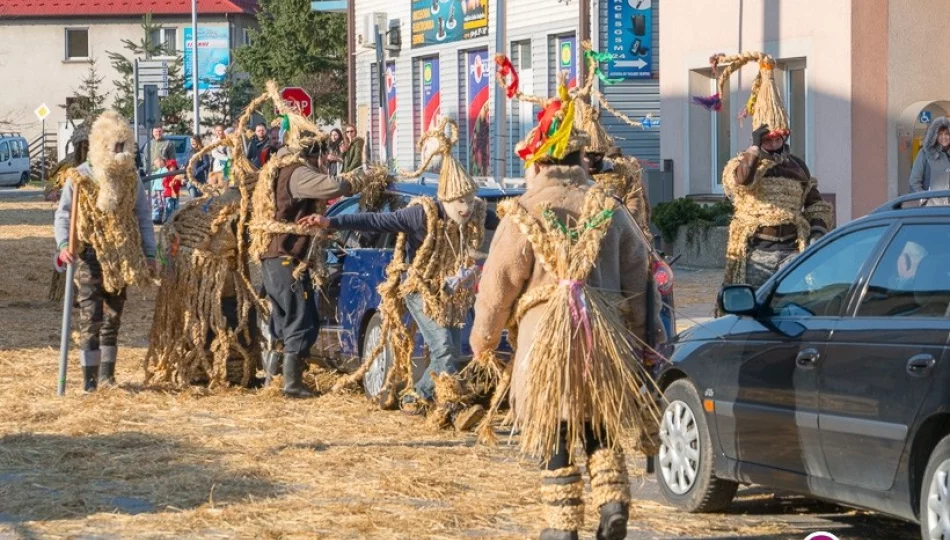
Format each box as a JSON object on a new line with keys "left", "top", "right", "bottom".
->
{"left": 67, "top": 182, "right": 80, "bottom": 256}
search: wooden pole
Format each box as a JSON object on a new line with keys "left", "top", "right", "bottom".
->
{"left": 57, "top": 182, "right": 81, "bottom": 396}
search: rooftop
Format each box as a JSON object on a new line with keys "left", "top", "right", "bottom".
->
{"left": 0, "top": 0, "right": 257, "bottom": 18}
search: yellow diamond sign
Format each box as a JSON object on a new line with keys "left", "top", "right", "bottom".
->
{"left": 34, "top": 103, "right": 51, "bottom": 121}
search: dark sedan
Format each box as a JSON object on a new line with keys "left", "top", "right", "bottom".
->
{"left": 653, "top": 190, "right": 950, "bottom": 540}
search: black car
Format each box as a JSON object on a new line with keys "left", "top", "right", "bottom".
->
{"left": 653, "top": 190, "right": 950, "bottom": 539}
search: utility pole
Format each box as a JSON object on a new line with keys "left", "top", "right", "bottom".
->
{"left": 192, "top": 0, "right": 200, "bottom": 134}
{"left": 374, "top": 20, "right": 392, "bottom": 166}
{"left": 493, "top": 0, "right": 507, "bottom": 182}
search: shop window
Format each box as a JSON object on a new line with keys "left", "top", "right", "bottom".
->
{"left": 782, "top": 60, "right": 807, "bottom": 162}
{"left": 65, "top": 28, "right": 89, "bottom": 60}
{"left": 150, "top": 28, "right": 178, "bottom": 57}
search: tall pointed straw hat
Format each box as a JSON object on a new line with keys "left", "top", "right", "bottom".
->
{"left": 693, "top": 51, "right": 790, "bottom": 138}
{"left": 400, "top": 117, "right": 477, "bottom": 202}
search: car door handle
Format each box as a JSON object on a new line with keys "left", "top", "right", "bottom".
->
{"left": 796, "top": 348, "right": 820, "bottom": 368}
{"left": 907, "top": 354, "right": 937, "bottom": 377}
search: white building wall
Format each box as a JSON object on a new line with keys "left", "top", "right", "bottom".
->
{"left": 660, "top": 0, "right": 854, "bottom": 222}
{"left": 0, "top": 15, "right": 249, "bottom": 143}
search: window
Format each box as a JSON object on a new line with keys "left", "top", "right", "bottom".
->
{"left": 857, "top": 224, "right": 950, "bottom": 317}
{"left": 10, "top": 140, "right": 22, "bottom": 159}
{"left": 515, "top": 40, "right": 531, "bottom": 70}
{"left": 769, "top": 226, "right": 887, "bottom": 317}
{"left": 65, "top": 28, "right": 89, "bottom": 60}
{"left": 243, "top": 28, "right": 253, "bottom": 46}
{"left": 150, "top": 28, "right": 178, "bottom": 57}
{"left": 713, "top": 77, "right": 731, "bottom": 192}
{"left": 781, "top": 60, "right": 807, "bottom": 161}
{"left": 0, "top": 142, "right": 9, "bottom": 162}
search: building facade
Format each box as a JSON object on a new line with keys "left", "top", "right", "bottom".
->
{"left": 661, "top": 0, "right": 950, "bottom": 224}
{"left": 0, "top": 1, "right": 257, "bottom": 142}
{"left": 351, "top": 0, "right": 661, "bottom": 178}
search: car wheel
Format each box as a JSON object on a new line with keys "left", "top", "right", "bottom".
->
{"left": 361, "top": 312, "right": 396, "bottom": 404}
{"left": 656, "top": 379, "right": 738, "bottom": 512}
{"left": 17, "top": 172, "right": 28, "bottom": 188}
{"left": 920, "top": 434, "right": 950, "bottom": 539}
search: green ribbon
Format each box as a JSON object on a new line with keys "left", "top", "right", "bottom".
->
{"left": 542, "top": 208, "right": 616, "bottom": 243}
{"left": 280, "top": 114, "right": 290, "bottom": 131}
{"left": 584, "top": 50, "right": 622, "bottom": 85}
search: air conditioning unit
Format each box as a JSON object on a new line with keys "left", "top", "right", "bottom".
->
{"left": 358, "top": 12, "right": 387, "bottom": 50}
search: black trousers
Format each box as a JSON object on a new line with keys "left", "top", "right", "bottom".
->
{"left": 76, "top": 247, "right": 127, "bottom": 351}
{"left": 261, "top": 257, "right": 319, "bottom": 355}
{"left": 546, "top": 422, "right": 610, "bottom": 471}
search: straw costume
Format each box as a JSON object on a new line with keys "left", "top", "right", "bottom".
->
{"left": 329, "top": 118, "right": 488, "bottom": 430}
{"left": 694, "top": 52, "right": 833, "bottom": 288}
{"left": 248, "top": 83, "right": 388, "bottom": 398}
{"left": 143, "top": 90, "right": 276, "bottom": 390}
{"left": 53, "top": 111, "right": 156, "bottom": 392}
{"left": 570, "top": 44, "right": 653, "bottom": 242}
{"left": 473, "top": 62, "right": 664, "bottom": 540}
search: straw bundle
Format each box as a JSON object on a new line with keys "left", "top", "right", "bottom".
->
{"left": 694, "top": 51, "right": 790, "bottom": 137}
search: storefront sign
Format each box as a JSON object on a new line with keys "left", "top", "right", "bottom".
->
{"left": 411, "top": 0, "right": 489, "bottom": 49}
{"left": 421, "top": 57, "right": 441, "bottom": 133}
{"left": 184, "top": 26, "right": 231, "bottom": 90}
{"left": 381, "top": 61, "right": 398, "bottom": 155}
{"left": 557, "top": 35, "right": 577, "bottom": 89}
{"left": 466, "top": 49, "right": 490, "bottom": 176}
{"left": 605, "top": 0, "right": 653, "bottom": 80}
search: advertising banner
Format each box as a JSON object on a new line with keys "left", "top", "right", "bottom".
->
{"left": 465, "top": 49, "right": 490, "bottom": 176}
{"left": 381, "top": 61, "right": 397, "bottom": 156}
{"left": 184, "top": 26, "right": 231, "bottom": 90}
{"left": 421, "top": 57, "right": 441, "bottom": 133}
{"left": 604, "top": 0, "right": 653, "bottom": 79}
{"left": 411, "top": 0, "right": 488, "bottom": 49}
{"left": 556, "top": 35, "right": 577, "bottom": 89}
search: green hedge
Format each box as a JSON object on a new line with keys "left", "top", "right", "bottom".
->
{"left": 651, "top": 198, "right": 734, "bottom": 244}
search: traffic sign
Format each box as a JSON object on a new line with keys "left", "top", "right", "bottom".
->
{"left": 34, "top": 103, "right": 51, "bottom": 121}
{"left": 920, "top": 110, "right": 933, "bottom": 124}
{"left": 138, "top": 60, "right": 169, "bottom": 97}
{"left": 279, "top": 87, "right": 313, "bottom": 118}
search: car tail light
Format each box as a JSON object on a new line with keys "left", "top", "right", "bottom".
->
{"left": 652, "top": 259, "right": 674, "bottom": 295}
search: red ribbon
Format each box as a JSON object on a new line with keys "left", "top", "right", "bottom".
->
{"left": 495, "top": 55, "right": 520, "bottom": 99}
{"left": 517, "top": 100, "right": 562, "bottom": 160}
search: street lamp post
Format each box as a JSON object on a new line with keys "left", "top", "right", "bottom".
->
{"left": 192, "top": 0, "right": 200, "bottom": 134}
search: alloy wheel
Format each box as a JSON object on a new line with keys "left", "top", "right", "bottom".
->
{"left": 362, "top": 323, "right": 390, "bottom": 398}
{"left": 927, "top": 460, "right": 950, "bottom": 539}
{"left": 659, "top": 399, "right": 701, "bottom": 495}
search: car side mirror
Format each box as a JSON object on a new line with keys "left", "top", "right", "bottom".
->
{"left": 718, "top": 285, "right": 758, "bottom": 316}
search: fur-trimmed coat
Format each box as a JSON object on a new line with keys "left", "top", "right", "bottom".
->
{"left": 910, "top": 116, "right": 950, "bottom": 205}
{"left": 470, "top": 165, "right": 665, "bottom": 416}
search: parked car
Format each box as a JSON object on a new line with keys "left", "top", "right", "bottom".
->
{"left": 652, "top": 190, "right": 950, "bottom": 539}
{"left": 310, "top": 181, "right": 676, "bottom": 401}
{"left": 0, "top": 132, "right": 31, "bottom": 187}
{"left": 165, "top": 135, "right": 192, "bottom": 169}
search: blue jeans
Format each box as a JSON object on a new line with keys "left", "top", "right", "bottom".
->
{"left": 164, "top": 197, "right": 179, "bottom": 217}
{"left": 404, "top": 293, "right": 463, "bottom": 401}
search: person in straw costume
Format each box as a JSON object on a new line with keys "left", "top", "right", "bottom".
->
{"left": 54, "top": 110, "right": 156, "bottom": 392}
{"left": 471, "top": 59, "right": 665, "bottom": 540}
{"left": 248, "top": 83, "right": 385, "bottom": 398}
{"left": 694, "top": 52, "right": 833, "bottom": 288}
{"left": 319, "top": 118, "right": 490, "bottom": 430}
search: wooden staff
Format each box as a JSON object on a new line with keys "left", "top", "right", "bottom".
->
{"left": 57, "top": 181, "right": 81, "bottom": 396}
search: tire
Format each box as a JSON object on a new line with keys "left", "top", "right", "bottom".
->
{"left": 360, "top": 312, "right": 397, "bottom": 404}
{"left": 919, "top": 434, "right": 950, "bottom": 539}
{"left": 656, "top": 379, "right": 738, "bottom": 513}
{"left": 16, "top": 172, "right": 28, "bottom": 188}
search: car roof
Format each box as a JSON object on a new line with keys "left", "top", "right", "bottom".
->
{"left": 387, "top": 179, "right": 525, "bottom": 200}
{"left": 869, "top": 190, "right": 950, "bottom": 216}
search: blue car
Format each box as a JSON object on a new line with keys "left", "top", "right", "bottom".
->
{"left": 312, "top": 180, "right": 676, "bottom": 400}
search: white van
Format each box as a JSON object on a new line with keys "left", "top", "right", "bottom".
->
{"left": 0, "top": 133, "right": 31, "bottom": 187}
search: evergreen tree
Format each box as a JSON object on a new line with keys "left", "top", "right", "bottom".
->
{"left": 235, "top": 0, "right": 347, "bottom": 122}
{"left": 63, "top": 59, "right": 109, "bottom": 119}
{"left": 107, "top": 14, "right": 190, "bottom": 133}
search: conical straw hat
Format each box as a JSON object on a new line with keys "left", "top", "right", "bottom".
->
{"left": 400, "top": 117, "right": 477, "bottom": 202}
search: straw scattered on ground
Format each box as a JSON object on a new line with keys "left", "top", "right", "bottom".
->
{"left": 0, "top": 188, "right": 915, "bottom": 539}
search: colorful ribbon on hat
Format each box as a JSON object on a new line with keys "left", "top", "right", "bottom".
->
{"left": 523, "top": 83, "right": 577, "bottom": 166}
{"left": 561, "top": 279, "right": 594, "bottom": 379}
{"left": 495, "top": 54, "right": 520, "bottom": 98}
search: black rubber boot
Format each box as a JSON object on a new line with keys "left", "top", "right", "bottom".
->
{"left": 82, "top": 365, "right": 99, "bottom": 393}
{"left": 596, "top": 502, "right": 629, "bottom": 540}
{"left": 539, "top": 530, "right": 579, "bottom": 540}
{"left": 263, "top": 350, "right": 283, "bottom": 386}
{"left": 282, "top": 353, "right": 314, "bottom": 398}
{"left": 98, "top": 345, "right": 117, "bottom": 387}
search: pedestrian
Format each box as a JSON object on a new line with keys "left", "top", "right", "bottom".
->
{"left": 327, "top": 128, "right": 344, "bottom": 176}
{"left": 340, "top": 124, "right": 364, "bottom": 173}
{"left": 151, "top": 157, "right": 168, "bottom": 224}
{"left": 909, "top": 116, "right": 950, "bottom": 205}
{"left": 54, "top": 111, "right": 156, "bottom": 392}
{"left": 248, "top": 128, "right": 378, "bottom": 399}
{"left": 149, "top": 125, "right": 176, "bottom": 166}
{"left": 320, "top": 118, "right": 489, "bottom": 430}
{"left": 210, "top": 123, "right": 231, "bottom": 181}
{"left": 188, "top": 135, "right": 211, "bottom": 198}
{"left": 247, "top": 122, "right": 272, "bottom": 168}
{"left": 162, "top": 158, "right": 183, "bottom": 217}
{"left": 471, "top": 70, "right": 664, "bottom": 540}
{"left": 695, "top": 52, "right": 833, "bottom": 289}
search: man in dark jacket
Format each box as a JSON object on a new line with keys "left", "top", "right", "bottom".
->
{"left": 247, "top": 123, "right": 272, "bottom": 168}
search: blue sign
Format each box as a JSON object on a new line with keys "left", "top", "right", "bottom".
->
{"left": 184, "top": 26, "right": 231, "bottom": 90}
{"left": 605, "top": 0, "right": 652, "bottom": 80}
{"left": 920, "top": 110, "right": 933, "bottom": 124}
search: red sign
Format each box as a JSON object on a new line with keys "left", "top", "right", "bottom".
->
{"left": 279, "top": 87, "right": 312, "bottom": 118}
